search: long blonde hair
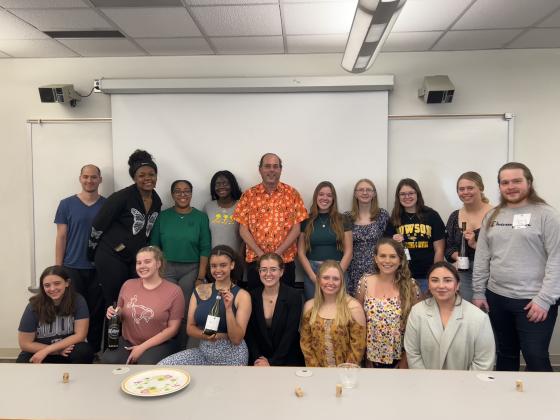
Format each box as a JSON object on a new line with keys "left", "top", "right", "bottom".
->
{"left": 309, "top": 260, "right": 353, "bottom": 328}
{"left": 372, "top": 238, "right": 417, "bottom": 328}
{"left": 349, "top": 178, "right": 380, "bottom": 222}
{"left": 304, "top": 181, "right": 345, "bottom": 253}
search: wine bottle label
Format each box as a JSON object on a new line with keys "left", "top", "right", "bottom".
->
{"left": 457, "top": 257, "right": 470, "bottom": 270}
{"left": 404, "top": 247, "right": 411, "bottom": 261}
{"left": 204, "top": 315, "right": 220, "bottom": 332}
{"left": 108, "top": 325, "right": 120, "bottom": 338}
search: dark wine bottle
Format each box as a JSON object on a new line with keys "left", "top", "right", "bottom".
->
{"left": 203, "top": 294, "right": 222, "bottom": 336}
{"left": 107, "top": 301, "right": 120, "bottom": 350}
{"left": 457, "top": 221, "right": 470, "bottom": 272}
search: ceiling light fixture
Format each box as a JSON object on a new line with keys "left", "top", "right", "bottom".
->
{"left": 342, "top": 0, "right": 407, "bottom": 73}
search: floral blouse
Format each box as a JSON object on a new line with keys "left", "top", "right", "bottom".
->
{"left": 359, "top": 276, "right": 419, "bottom": 364}
{"left": 300, "top": 310, "right": 366, "bottom": 367}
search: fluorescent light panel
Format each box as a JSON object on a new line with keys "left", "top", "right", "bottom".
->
{"left": 342, "top": 0, "right": 407, "bottom": 73}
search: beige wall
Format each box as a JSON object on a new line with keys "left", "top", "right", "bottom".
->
{"left": 1, "top": 49, "right": 559, "bottom": 355}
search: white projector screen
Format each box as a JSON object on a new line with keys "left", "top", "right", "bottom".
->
{"left": 111, "top": 91, "right": 389, "bottom": 213}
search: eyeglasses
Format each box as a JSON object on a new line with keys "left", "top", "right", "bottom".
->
{"left": 258, "top": 267, "right": 280, "bottom": 274}
{"left": 262, "top": 164, "right": 281, "bottom": 170}
{"left": 173, "top": 190, "right": 192, "bottom": 196}
{"left": 399, "top": 192, "right": 416, "bottom": 198}
{"left": 355, "top": 188, "right": 375, "bottom": 194}
{"left": 215, "top": 181, "right": 230, "bottom": 187}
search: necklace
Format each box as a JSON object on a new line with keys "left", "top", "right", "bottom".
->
{"left": 404, "top": 212, "right": 416, "bottom": 223}
{"left": 318, "top": 214, "right": 329, "bottom": 228}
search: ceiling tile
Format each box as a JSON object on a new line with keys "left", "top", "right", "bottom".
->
{"left": 91, "top": 0, "right": 182, "bottom": 6}
{"left": 191, "top": 5, "right": 281, "bottom": 36}
{"left": 0, "top": 9, "right": 50, "bottom": 39}
{"left": 283, "top": 2, "right": 355, "bottom": 35}
{"left": 508, "top": 28, "right": 560, "bottom": 48}
{"left": 286, "top": 34, "right": 347, "bottom": 53}
{"left": 135, "top": 37, "right": 213, "bottom": 55}
{"left": 0, "top": 0, "right": 87, "bottom": 7}
{"left": 392, "top": 0, "right": 472, "bottom": 32}
{"left": 211, "top": 36, "right": 283, "bottom": 54}
{"left": 383, "top": 31, "right": 443, "bottom": 52}
{"left": 433, "top": 29, "right": 523, "bottom": 51}
{"left": 185, "top": 0, "right": 276, "bottom": 4}
{"left": 101, "top": 7, "right": 201, "bottom": 37}
{"left": 8, "top": 8, "right": 114, "bottom": 31}
{"left": 0, "top": 39, "right": 78, "bottom": 57}
{"left": 538, "top": 8, "right": 560, "bottom": 27}
{"left": 454, "top": 0, "right": 560, "bottom": 30}
{"left": 57, "top": 37, "right": 145, "bottom": 56}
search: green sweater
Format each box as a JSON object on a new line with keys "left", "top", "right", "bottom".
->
{"left": 150, "top": 207, "right": 211, "bottom": 263}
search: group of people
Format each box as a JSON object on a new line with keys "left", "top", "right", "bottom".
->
{"left": 17, "top": 151, "right": 560, "bottom": 373}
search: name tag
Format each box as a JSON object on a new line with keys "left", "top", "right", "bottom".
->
{"left": 512, "top": 213, "right": 531, "bottom": 229}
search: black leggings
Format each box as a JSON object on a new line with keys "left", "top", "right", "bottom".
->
{"left": 64, "top": 267, "right": 105, "bottom": 353}
{"left": 94, "top": 243, "right": 136, "bottom": 308}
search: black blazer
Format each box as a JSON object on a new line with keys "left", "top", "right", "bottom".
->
{"left": 246, "top": 284, "right": 304, "bottom": 366}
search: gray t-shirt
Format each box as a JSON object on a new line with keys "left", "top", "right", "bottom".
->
{"left": 472, "top": 203, "right": 560, "bottom": 310}
{"left": 203, "top": 200, "right": 241, "bottom": 252}
{"left": 18, "top": 294, "right": 89, "bottom": 345}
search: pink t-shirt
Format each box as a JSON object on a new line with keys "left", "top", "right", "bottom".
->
{"left": 117, "top": 278, "right": 185, "bottom": 346}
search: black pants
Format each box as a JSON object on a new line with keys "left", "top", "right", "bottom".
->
{"left": 487, "top": 289, "right": 558, "bottom": 372}
{"left": 64, "top": 267, "right": 104, "bottom": 353}
{"left": 16, "top": 342, "right": 94, "bottom": 364}
{"left": 94, "top": 243, "right": 136, "bottom": 308}
{"left": 246, "top": 261, "right": 296, "bottom": 290}
{"left": 101, "top": 337, "right": 179, "bottom": 365}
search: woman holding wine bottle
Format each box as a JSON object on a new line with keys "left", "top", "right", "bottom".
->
{"left": 445, "top": 172, "right": 493, "bottom": 301}
{"left": 101, "top": 246, "right": 185, "bottom": 364}
{"left": 159, "top": 245, "right": 252, "bottom": 366}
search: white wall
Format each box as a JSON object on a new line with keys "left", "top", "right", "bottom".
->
{"left": 1, "top": 49, "right": 560, "bottom": 356}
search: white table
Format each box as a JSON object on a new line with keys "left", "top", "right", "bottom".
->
{"left": 0, "top": 364, "right": 557, "bottom": 420}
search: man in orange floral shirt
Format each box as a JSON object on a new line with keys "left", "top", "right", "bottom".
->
{"left": 233, "top": 153, "right": 308, "bottom": 289}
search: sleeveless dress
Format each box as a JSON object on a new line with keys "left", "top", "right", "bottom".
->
{"left": 159, "top": 283, "right": 249, "bottom": 365}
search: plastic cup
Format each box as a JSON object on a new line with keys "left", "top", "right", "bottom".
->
{"left": 337, "top": 363, "right": 360, "bottom": 388}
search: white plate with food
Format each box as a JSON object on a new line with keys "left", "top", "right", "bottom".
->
{"left": 121, "top": 368, "right": 190, "bottom": 397}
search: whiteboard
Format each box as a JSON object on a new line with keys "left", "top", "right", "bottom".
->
{"left": 29, "top": 121, "right": 114, "bottom": 287}
{"left": 111, "top": 91, "right": 389, "bottom": 213}
{"left": 388, "top": 115, "right": 514, "bottom": 223}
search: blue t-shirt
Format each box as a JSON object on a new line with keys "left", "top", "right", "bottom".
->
{"left": 18, "top": 294, "right": 89, "bottom": 345}
{"left": 54, "top": 195, "right": 105, "bottom": 269}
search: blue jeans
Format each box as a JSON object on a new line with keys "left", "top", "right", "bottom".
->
{"left": 303, "top": 260, "right": 322, "bottom": 301}
{"left": 458, "top": 268, "right": 473, "bottom": 302}
{"left": 486, "top": 289, "right": 558, "bottom": 372}
{"left": 415, "top": 277, "right": 428, "bottom": 294}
